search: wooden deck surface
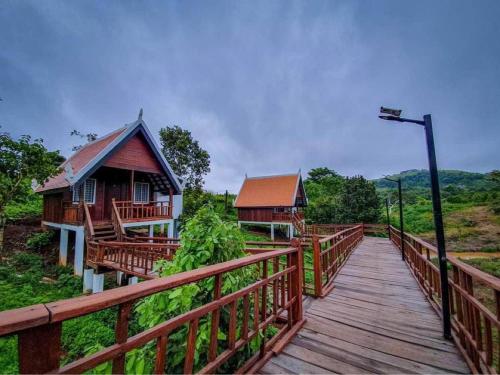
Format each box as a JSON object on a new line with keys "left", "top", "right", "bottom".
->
{"left": 259, "top": 237, "right": 470, "bottom": 374}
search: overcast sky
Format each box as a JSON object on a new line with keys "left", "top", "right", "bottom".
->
{"left": 1, "top": 1, "right": 499, "bottom": 192}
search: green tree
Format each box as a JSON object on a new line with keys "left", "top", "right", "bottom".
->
{"left": 0, "top": 132, "right": 61, "bottom": 252}
{"left": 129, "top": 205, "right": 254, "bottom": 373}
{"left": 70, "top": 130, "right": 98, "bottom": 151}
{"left": 338, "top": 176, "right": 380, "bottom": 223}
{"left": 159, "top": 126, "right": 210, "bottom": 190}
{"left": 304, "top": 168, "right": 344, "bottom": 224}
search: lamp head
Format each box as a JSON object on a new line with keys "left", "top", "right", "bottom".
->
{"left": 380, "top": 107, "right": 402, "bottom": 117}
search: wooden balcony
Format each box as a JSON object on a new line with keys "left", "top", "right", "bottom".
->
{"left": 272, "top": 211, "right": 304, "bottom": 222}
{"left": 114, "top": 200, "right": 172, "bottom": 222}
{"left": 62, "top": 202, "right": 84, "bottom": 225}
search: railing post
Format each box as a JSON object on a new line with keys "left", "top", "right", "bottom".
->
{"left": 18, "top": 322, "right": 62, "bottom": 373}
{"left": 290, "top": 239, "right": 303, "bottom": 322}
{"left": 312, "top": 235, "right": 322, "bottom": 298}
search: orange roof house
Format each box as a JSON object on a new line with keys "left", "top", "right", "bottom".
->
{"left": 234, "top": 173, "right": 307, "bottom": 239}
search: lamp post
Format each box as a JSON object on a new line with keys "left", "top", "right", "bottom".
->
{"left": 378, "top": 107, "right": 451, "bottom": 340}
{"left": 384, "top": 177, "right": 404, "bottom": 261}
{"left": 385, "top": 198, "right": 391, "bottom": 240}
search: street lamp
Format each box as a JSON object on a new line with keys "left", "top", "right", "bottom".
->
{"left": 384, "top": 177, "right": 404, "bottom": 261}
{"left": 379, "top": 106, "right": 451, "bottom": 340}
{"left": 385, "top": 198, "right": 391, "bottom": 240}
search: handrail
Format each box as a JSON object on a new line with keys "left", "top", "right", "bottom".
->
{"left": 0, "top": 247, "right": 304, "bottom": 374}
{"left": 111, "top": 198, "right": 126, "bottom": 241}
{"left": 389, "top": 225, "right": 499, "bottom": 374}
{"left": 83, "top": 202, "right": 95, "bottom": 238}
{"left": 113, "top": 200, "right": 172, "bottom": 221}
{"left": 87, "top": 240, "right": 180, "bottom": 277}
{"left": 312, "top": 225, "right": 364, "bottom": 297}
{"left": 305, "top": 223, "right": 359, "bottom": 236}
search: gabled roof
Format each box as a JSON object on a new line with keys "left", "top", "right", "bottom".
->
{"left": 36, "top": 115, "right": 183, "bottom": 194}
{"left": 234, "top": 173, "right": 305, "bottom": 208}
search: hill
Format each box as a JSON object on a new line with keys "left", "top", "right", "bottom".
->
{"left": 373, "top": 169, "right": 495, "bottom": 190}
{"left": 373, "top": 169, "right": 500, "bottom": 255}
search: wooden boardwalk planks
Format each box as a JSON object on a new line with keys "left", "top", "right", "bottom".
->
{"left": 259, "top": 237, "right": 470, "bottom": 374}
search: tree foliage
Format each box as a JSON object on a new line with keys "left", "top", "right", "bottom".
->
{"left": 304, "top": 167, "right": 380, "bottom": 224}
{"left": 159, "top": 126, "right": 210, "bottom": 190}
{"left": 128, "top": 206, "right": 256, "bottom": 373}
{"left": 70, "top": 130, "right": 98, "bottom": 151}
{"left": 0, "top": 132, "right": 61, "bottom": 251}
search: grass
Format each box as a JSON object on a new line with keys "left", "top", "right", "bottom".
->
{"left": 462, "top": 257, "right": 500, "bottom": 278}
{"left": 0, "top": 252, "right": 119, "bottom": 373}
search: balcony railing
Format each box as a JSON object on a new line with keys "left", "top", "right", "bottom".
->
{"left": 114, "top": 200, "right": 172, "bottom": 222}
{"left": 62, "top": 202, "right": 84, "bottom": 225}
{"left": 271, "top": 211, "right": 304, "bottom": 222}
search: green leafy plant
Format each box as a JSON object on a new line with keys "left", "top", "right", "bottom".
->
{"left": 26, "top": 230, "right": 55, "bottom": 251}
{"left": 129, "top": 205, "right": 256, "bottom": 373}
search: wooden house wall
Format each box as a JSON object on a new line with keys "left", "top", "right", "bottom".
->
{"left": 42, "top": 192, "right": 64, "bottom": 223}
{"left": 104, "top": 133, "right": 163, "bottom": 174}
{"left": 237, "top": 208, "right": 274, "bottom": 222}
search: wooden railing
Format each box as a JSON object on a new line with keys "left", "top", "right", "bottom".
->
{"left": 0, "top": 247, "right": 304, "bottom": 374}
{"left": 83, "top": 202, "right": 95, "bottom": 240}
{"left": 114, "top": 200, "right": 172, "bottom": 221}
{"left": 363, "top": 223, "right": 389, "bottom": 236}
{"left": 389, "top": 226, "right": 500, "bottom": 374}
{"left": 304, "top": 223, "right": 359, "bottom": 236}
{"left": 311, "top": 225, "right": 364, "bottom": 297}
{"left": 271, "top": 211, "right": 304, "bottom": 222}
{"left": 87, "top": 240, "right": 180, "bottom": 278}
{"left": 62, "top": 201, "right": 84, "bottom": 225}
{"left": 111, "top": 198, "right": 126, "bottom": 241}
{"left": 292, "top": 212, "right": 305, "bottom": 236}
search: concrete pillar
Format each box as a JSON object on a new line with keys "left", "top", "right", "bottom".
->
{"left": 149, "top": 225, "right": 154, "bottom": 237}
{"left": 59, "top": 229, "right": 69, "bottom": 266}
{"left": 128, "top": 276, "right": 138, "bottom": 285}
{"left": 289, "top": 224, "right": 294, "bottom": 239}
{"left": 160, "top": 224, "right": 165, "bottom": 235}
{"left": 167, "top": 221, "right": 174, "bottom": 238}
{"left": 74, "top": 228, "right": 85, "bottom": 276}
{"left": 92, "top": 273, "right": 104, "bottom": 293}
{"left": 83, "top": 268, "right": 94, "bottom": 293}
{"left": 116, "top": 271, "right": 124, "bottom": 286}
{"left": 271, "top": 224, "right": 275, "bottom": 241}
{"left": 237, "top": 221, "right": 241, "bottom": 228}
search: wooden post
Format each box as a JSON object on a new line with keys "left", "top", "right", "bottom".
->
{"left": 290, "top": 238, "right": 303, "bottom": 322}
{"left": 129, "top": 170, "right": 135, "bottom": 201}
{"left": 112, "top": 302, "right": 133, "bottom": 373}
{"left": 169, "top": 188, "right": 173, "bottom": 218}
{"left": 312, "top": 235, "right": 322, "bottom": 298}
{"left": 18, "top": 323, "right": 62, "bottom": 373}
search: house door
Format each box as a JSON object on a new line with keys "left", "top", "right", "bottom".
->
{"left": 103, "top": 182, "right": 128, "bottom": 220}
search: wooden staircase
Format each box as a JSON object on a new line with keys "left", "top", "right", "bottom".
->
{"left": 292, "top": 212, "right": 306, "bottom": 237}
{"left": 92, "top": 222, "right": 118, "bottom": 241}
{"left": 83, "top": 202, "right": 119, "bottom": 243}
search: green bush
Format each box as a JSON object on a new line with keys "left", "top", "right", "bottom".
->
{"left": 26, "top": 230, "right": 55, "bottom": 251}
{"left": 4, "top": 192, "right": 43, "bottom": 220}
{"left": 130, "top": 205, "right": 257, "bottom": 373}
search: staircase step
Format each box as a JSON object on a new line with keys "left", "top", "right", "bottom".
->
{"left": 96, "top": 235, "right": 118, "bottom": 241}
{"left": 94, "top": 228, "right": 115, "bottom": 235}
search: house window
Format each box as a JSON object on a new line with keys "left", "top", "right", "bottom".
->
{"left": 134, "top": 182, "right": 150, "bottom": 203}
{"left": 83, "top": 179, "right": 96, "bottom": 204}
{"left": 72, "top": 185, "right": 81, "bottom": 203}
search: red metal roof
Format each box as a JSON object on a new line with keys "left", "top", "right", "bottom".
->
{"left": 36, "top": 127, "right": 126, "bottom": 192}
{"left": 234, "top": 174, "right": 301, "bottom": 208}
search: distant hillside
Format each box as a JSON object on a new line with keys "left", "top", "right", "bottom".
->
{"left": 373, "top": 169, "right": 496, "bottom": 190}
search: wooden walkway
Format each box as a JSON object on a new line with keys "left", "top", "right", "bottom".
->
{"left": 259, "top": 237, "right": 470, "bottom": 374}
